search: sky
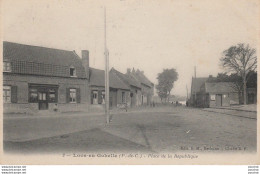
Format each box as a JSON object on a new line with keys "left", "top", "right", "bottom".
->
{"left": 2, "top": 0, "right": 258, "bottom": 97}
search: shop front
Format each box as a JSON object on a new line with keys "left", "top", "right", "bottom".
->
{"left": 29, "top": 84, "right": 58, "bottom": 110}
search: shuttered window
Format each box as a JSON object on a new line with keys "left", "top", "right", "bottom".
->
{"left": 98, "top": 90, "right": 102, "bottom": 104}
{"left": 3, "top": 86, "right": 18, "bottom": 103}
{"left": 3, "top": 86, "right": 11, "bottom": 103}
{"left": 67, "top": 88, "right": 81, "bottom": 103}
{"left": 76, "top": 88, "right": 80, "bottom": 103}
{"left": 69, "top": 89, "right": 76, "bottom": 103}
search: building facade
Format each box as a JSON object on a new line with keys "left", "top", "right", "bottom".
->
{"left": 89, "top": 68, "right": 130, "bottom": 109}
{"left": 190, "top": 77, "right": 208, "bottom": 107}
{"left": 110, "top": 68, "right": 142, "bottom": 107}
{"left": 127, "top": 68, "right": 154, "bottom": 105}
{"left": 199, "top": 82, "right": 240, "bottom": 107}
{"left": 3, "top": 41, "right": 89, "bottom": 114}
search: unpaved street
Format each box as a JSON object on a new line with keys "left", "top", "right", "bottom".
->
{"left": 4, "top": 106, "right": 256, "bottom": 154}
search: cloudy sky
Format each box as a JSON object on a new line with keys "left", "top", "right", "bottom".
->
{"left": 2, "top": 0, "right": 258, "bottom": 96}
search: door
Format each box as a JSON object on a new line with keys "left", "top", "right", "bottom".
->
{"left": 248, "top": 93, "right": 255, "bottom": 104}
{"left": 216, "top": 94, "right": 222, "bottom": 107}
{"left": 101, "top": 91, "right": 105, "bottom": 104}
{"left": 130, "top": 93, "right": 134, "bottom": 107}
{"left": 93, "top": 91, "right": 98, "bottom": 104}
{"left": 38, "top": 91, "right": 48, "bottom": 110}
{"left": 109, "top": 90, "right": 117, "bottom": 108}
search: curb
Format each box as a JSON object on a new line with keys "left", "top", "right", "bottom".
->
{"left": 208, "top": 107, "right": 257, "bottom": 113}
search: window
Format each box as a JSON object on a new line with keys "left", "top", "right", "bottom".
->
{"left": 38, "top": 92, "right": 46, "bottom": 100}
{"left": 122, "top": 92, "right": 125, "bottom": 103}
{"left": 3, "top": 86, "right": 11, "bottom": 103}
{"left": 29, "top": 88, "right": 38, "bottom": 103}
{"left": 210, "top": 94, "right": 216, "bottom": 101}
{"left": 69, "top": 89, "right": 77, "bottom": 103}
{"left": 69, "top": 67, "right": 76, "bottom": 77}
{"left": 48, "top": 88, "right": 57, "bottom": 102}
{"left": 3, "top": 62, "right": 11, "bottom": 72}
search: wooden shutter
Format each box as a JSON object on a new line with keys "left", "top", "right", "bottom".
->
{"left": 91, "top": 90, "right": 93, "bottom": 104}
{"left": 76, "top": 88, "right": 81, "bottom": 103}
{"left": 11, "top": 86, "right": 18, "bottom": 103}
{"left": 98, "top": 90, "right": 102, "bottom": 104}
{"left": 66, "top": 88, "right": 70, "bottom": 103}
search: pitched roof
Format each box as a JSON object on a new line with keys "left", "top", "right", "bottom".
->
{"left": 3, "top": 41, "right": 87, "bottom": 78}
{"left": 89, "top": 67, "right": 130, "bottom": 90}
{"left": 110, "top": 68, "right": 141, "bottom": 88}
{"left": 205, "top": 82, "right": 238, "bottom": 93}
{"left": 191, "top": 77, "right": 208, "bottom": 93}
{"left": 131, "top": 69, "right": 153, "bottom": 87}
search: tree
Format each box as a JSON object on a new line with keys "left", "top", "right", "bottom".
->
{"left": 156, "top": 68, "right": 178, "bottom": 102}
{"left": 220, "top": 43, "right": 257, "bottom": 104}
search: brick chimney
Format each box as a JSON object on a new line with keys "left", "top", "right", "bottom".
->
{"left": 82, "top": 50, "right": 89, "bottom": 79}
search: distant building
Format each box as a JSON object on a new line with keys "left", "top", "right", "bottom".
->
{"left": 89, "top": 68, "right": 130, "bottom": 108}
{"left": 190, "top": 76, "right": 256, "bottom": 108}
{"left": 110, "top": 68, "right": 142, "bottom": 107}
{"left": 190, "top": 77, "right": 208, "bottom": 107}
{"left": 199, "top": 82, "right": 240, "bottom": 107}
{"left": 127, "top": 68, "right": 154, "bottom": 105}
{"left": 3, "top": 41, "right": 89, "bottom": 113}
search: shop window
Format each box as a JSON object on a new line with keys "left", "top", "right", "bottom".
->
{"left": 70, "top": 66, "right": 76, "bottom": 77}
{"left": 3, "top": 61, "right": 11, "bottom": 72}
{"left": 38, "top": 92, "right": 46, "bottom": 100}
{"left": 29, "top": 88, "right": 38, "bottom": 103}
{"left": 3, "top": 86, "right": 11, "bottom": 103}
{"left": 69, "top": 89, "right": 77, "bottom": 103}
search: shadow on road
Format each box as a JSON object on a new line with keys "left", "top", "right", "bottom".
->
{"left": 4, "top": 128, "right": 153, "bottom": 154}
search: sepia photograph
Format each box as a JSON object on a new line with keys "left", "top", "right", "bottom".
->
{"left": 0, "top": 0, "right": 259, "bottom": 165}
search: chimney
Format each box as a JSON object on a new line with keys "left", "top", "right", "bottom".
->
{"left": 82, "top": 50, "right": 89, "bottom": 79}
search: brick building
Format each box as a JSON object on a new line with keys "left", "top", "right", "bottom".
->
{"left": 127, "top": 68, "right": 154, "bottom": 105}
{"left": 110, "top": 68, "right": 142, "bottom": 107}
{"left": 89, "top": 67, "right": 130, "bottom": 108}
{"left": 3, "top": 41, "right": 89, "bottom": 114}
{"left": 199, "top": 82, "right": 240, "bottom": 107}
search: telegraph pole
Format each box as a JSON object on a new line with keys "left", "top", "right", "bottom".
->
{"left": 104, "top": 7, "right": 110, "bottom": 124}
{"left": 186, "top": 85, "right": 188, "bottom": 100}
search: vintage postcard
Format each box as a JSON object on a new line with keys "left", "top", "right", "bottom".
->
{"left": 0, "top": 0, "right": 259, "bottom": 165}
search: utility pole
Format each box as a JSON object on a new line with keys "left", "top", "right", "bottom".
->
{"left": 194, "top": 66, "right": 196, "bottom": 78}
{"left": 186, "top": 85, "right": 188, "bottom": 100}
{"left": 194, "top": 66, "right": 197, "bottom": 106}
{"left": 104, "top": 7, "right": 110, "bottom": 124}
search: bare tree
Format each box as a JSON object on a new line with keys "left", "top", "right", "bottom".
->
{"left": 220, "top": 43, "right": 257, "bottom": 104}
